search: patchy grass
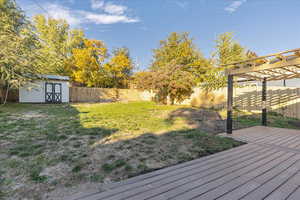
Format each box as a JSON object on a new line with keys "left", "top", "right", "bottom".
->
{"left": 0, "top": 101, "right": 242, "bottom": 199}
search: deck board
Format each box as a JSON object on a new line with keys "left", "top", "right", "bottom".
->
{"left": 66, "top": 126, "right": 300, "bottom": 200}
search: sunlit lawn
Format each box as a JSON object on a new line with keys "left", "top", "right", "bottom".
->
{"left": 0, "top": 101, "right": 242, "bottom": 199}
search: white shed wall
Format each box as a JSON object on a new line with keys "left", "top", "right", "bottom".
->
{"left": 19, "top": 80, "right": 69, "bottom": 103}
{"left": 60, "top": 81, "right": 69, "bottom": 103}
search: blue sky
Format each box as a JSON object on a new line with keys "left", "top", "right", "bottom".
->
{"left": 17, "top": 0, "right": 300, "bottom": 70}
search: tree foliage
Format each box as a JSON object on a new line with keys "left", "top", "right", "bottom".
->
{"left": 70, "top": 39, "right": 108, "bottom": 87}
{"left": 104, "top": 47, "right": 133, "bottom": 88}
{"left": 133, "top": 71, "right": 153, "bottom": 90}
{"left": 33, "top": 15, "right": 85, "bottom": 75}
{"left": 201, "top": 32, "right": 247, "bottom": 91}
{"left": 136, "top": 32, "right": 212, "bottom": 104}
{"left": 33, "top": 14, "right": 134, "bottom": 88}
{"left": 0, "top": 0, "right": 42, "bottom": 92}
{"left": 213, "top": 32, "right": 246, "bottom": 66}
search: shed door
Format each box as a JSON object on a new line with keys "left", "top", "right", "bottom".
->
{"left": 45, "top": 83, "right": 62, "bottom": 103}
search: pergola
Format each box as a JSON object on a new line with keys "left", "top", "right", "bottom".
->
{"left": 225, "top": 48, "right": 300, "bottom": 134}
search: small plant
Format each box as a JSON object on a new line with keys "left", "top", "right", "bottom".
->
{"left": 114, "top": 159, "right": 126, "bottom": 168}
{"left": 29, "top": 168, "right": 47, "bottom": 183}
{"left": 137, "top": 163, "right": 148, "bottom": 171}
{"left": 102, "top": 159, "right": 127, "bottom": 173}
{"left": 89, "top": 173, "right": 103, "bottom": 182}
{"left": 8, "top": 142, "right": 43, "bottom": 157}
{"left": 72, "top": 165, "right": 83, "bottom": 173}
{"left": 124, "top": 164, "right": 133, "bottom": 172}
{"left": 102, "top": 163, "right": 114, "bottom": 173}
{"left": 70, "top": 173, "right": 87, "bottom": 183}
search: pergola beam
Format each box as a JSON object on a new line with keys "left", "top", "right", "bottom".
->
{"left": 265, "top": 69, "right": 286, "bottom": 75}
{"left": 225, "top": 48, "right": 300, "bottom": 135}
{"left": 267, "top": 73, "right": 300, "bottom": 81}
{"left": 227, "top": 57, "right": 300, "bottom": 76}
{"left": 238, "top": 73, "right": 264, "bottom": 81}
{"left": 281, "top": 67, "right": 299, "bottom": 74}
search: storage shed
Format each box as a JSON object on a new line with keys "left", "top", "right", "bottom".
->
{"left": 19, "top": 75, "right": 70, "bottom": 103}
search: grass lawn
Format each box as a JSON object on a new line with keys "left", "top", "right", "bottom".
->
{"left": 0, "top": 101, "right": 242, "bottom": 199}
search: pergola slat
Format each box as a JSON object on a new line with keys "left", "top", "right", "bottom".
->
{"left": 227, "top": 57, "right": 300, "bottom": 78}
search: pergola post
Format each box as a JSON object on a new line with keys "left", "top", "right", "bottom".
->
{"left": 227, "top": 75, "right": 233, "bottom": 134}
{"left": 262, "top": 78, "right": 267, "bottom": 126}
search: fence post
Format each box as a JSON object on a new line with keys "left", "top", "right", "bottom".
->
{"left": 262, "top": 78, "right": 267, "bottom": 126}
{"left": 227, "top": 75, "right": 233, "bottom": 134}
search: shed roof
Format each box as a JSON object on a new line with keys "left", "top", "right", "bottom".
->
{"left": 38, "top": 74, "right": 70, "bottom": 81}
{"left": 225, "top": 48, "right": 300, "bottom": 81}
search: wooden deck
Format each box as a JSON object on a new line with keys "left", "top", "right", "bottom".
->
{"left": 66, "top": 126, "right": 300, "bottom": 200}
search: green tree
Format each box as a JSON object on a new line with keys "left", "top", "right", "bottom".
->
{"left": 202, "top": 32, "right": 247, "bottom": 91}
{"left": 33, "top": 15, "right": 85, "bottom": 75}
{"left": 155, "top": 61, "right": 197, "bottom": 104}
{"left": 213, "top": 32, "right": 246, "bottom": 66}
{"left": 0, "top": 0, "right": 42, "bottom": 103}
{"left": 133, "top": 71, "right": 153, "bottom": 90}
{"left": 151, "top": 32, "right": 210, "bottom": 72}
{"left": 140, "top": 32, "right": 212, "bottom": 104}
{"left": 104, "top": 47, "right": 134, "bottom": 88}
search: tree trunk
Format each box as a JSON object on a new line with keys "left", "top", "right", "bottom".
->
{"left": 0, "top": 88, "right": 3, "bottom": 104}
{"left": 1, "top": 85, "right": 9, "bottom": 105}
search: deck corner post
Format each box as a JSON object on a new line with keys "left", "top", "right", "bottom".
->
{"left": 262, "top": 78, "right": 267, "bottom": 126}
{"left": 227, "top": 75, "right": 233, "bottom": 134}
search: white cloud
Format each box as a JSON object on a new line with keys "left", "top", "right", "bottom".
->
{"left": 46, "top": 4, "right": 83, "bottom": 26}
{"left": 175, "top": 1, "right": 189, "bottom": 9}
{"left": 82, "top": 12, "right": 139, "bottom": 24}
{"left": 104, "top": 2, "right": 127, "bottom": 15}
{"left": 22, "top": 1, "right": 139, "bottom": 26}
{"left": 225, "top": 0, "right": 247, "bottom": 13}
{"left": 91, "top": 0, "right": 127, "bottom": 15}
{"left": 87, "top": 0, "right": 138, "bottom": 24}
{"left": 91, "top": 0, "right": 105, "bottom": 10}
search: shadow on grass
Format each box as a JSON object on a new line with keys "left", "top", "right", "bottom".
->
{"left": 166, "top": 107, "right": 226, "bottom": 134}
{"left": 0, "top": 102, "right": 253, "bottom": 200}
{"left": 93, "top": 128, "right": 244, "bottom": 181}
{"left": 0, "top": 103, "right": 120, "bottom": 199}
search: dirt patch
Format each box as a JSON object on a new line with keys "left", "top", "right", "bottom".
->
{"left": 43, "top": 183, "right": 104, "bottom": 200}
{"left": 9, "top": 111, "right": 48, "bottom": 120}
{"left": 40, "top": 163, "right": 71, "bottom": 183}
{"left": 168, "top": 108, "right": 226, "bottom": 134}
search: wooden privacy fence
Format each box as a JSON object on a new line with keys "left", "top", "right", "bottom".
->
{"left": 185, "top": 86, "right": 300, "bottom": 119}
{"left": 2, "top": 86, "right": 300, "bottom": 119}
{"left": 69, "top": 87, "right": 155, "bottom": 103}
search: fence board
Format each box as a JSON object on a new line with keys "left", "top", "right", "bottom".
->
{"left": 69, "top": 87, "right": 154, "bottom": 103}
